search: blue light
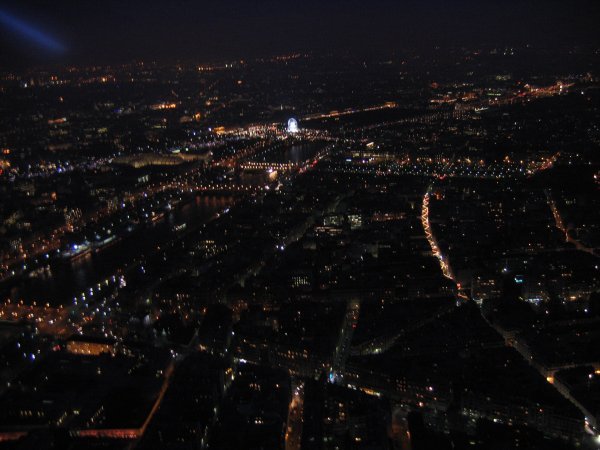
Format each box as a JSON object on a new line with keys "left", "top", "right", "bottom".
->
{"left": 0, "top": 9, "right": 66, "bottom": 54}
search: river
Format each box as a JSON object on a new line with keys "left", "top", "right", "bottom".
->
{"left": 1, "top": 195, "right": 234, "bottom": 307}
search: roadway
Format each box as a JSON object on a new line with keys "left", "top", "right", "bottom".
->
{"left": 421, "top": 188, "right": 468, "bottom": 301}
{"left": 285, "top": 381, "right": 305, "bottom": 450}
{"left": 546, "top": 190, "right": 598, "bottom": 258}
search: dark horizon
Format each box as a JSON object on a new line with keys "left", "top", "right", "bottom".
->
{"left": 1, "top": 0, "right": 599, "bottom": 69}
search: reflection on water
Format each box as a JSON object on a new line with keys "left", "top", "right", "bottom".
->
{"left": 254, "top": 143, "right": 324, "bottom": 164}
{"left": 2, "top": 195, "right": 233, "bottom": 306}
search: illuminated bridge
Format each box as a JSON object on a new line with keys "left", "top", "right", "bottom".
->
{"left": 240, "top": 161, "right": 299, "bottom": 171}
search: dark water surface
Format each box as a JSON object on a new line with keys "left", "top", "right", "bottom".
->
{"left": 2, "top": 195, "right": 233, "bottom": 306}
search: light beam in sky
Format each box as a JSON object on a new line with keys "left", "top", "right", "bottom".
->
{"left": 0, "top": 9, "right": 66, "bottom": 54}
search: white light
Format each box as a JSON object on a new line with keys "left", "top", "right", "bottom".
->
{"left": 287, "top": 118, "right": 299, "bottom": 133}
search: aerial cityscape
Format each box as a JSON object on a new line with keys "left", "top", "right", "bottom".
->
{"left": 0, "top": 1, "right": 599, "bottom": 449}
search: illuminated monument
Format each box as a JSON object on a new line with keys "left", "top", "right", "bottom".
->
{"left": 287, "top": 118, "right": 299, "bottom": 133}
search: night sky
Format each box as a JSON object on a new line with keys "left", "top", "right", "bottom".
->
{"left": 1, "top": 0, "right": 599, "bottom": 67}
